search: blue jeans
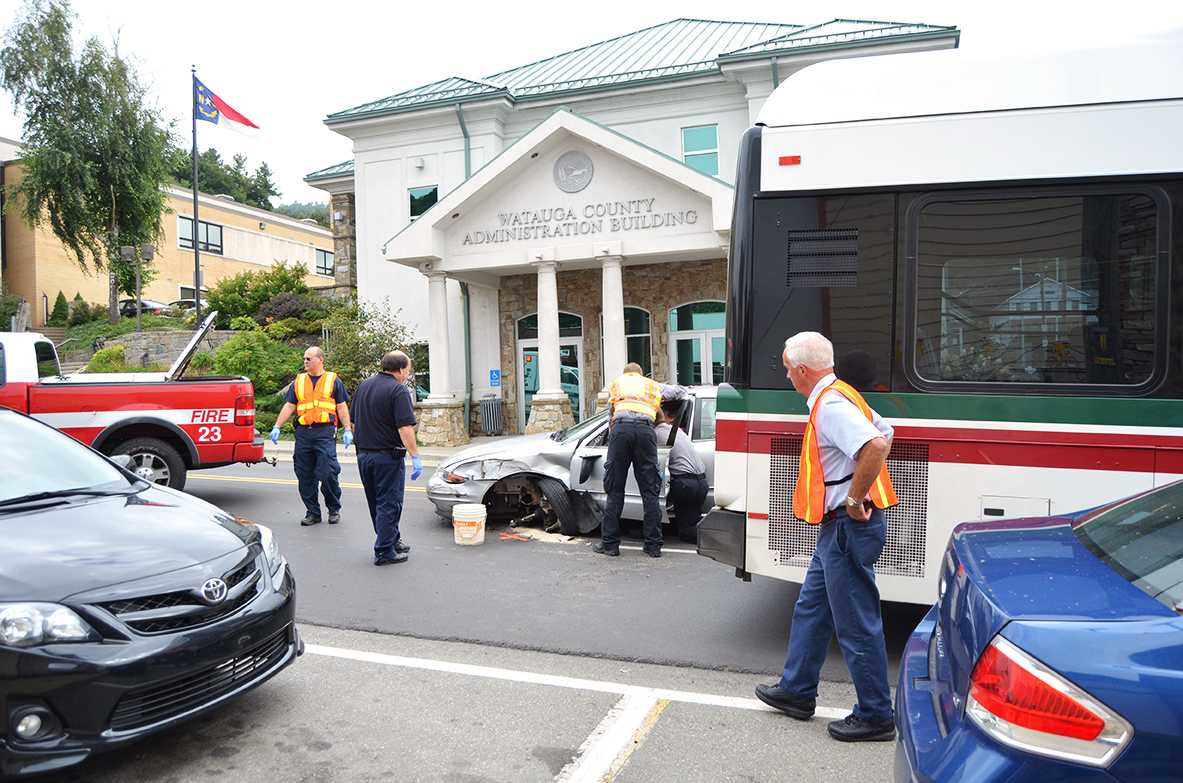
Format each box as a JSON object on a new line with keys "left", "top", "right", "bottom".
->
{"left": 601, "top": 416, "right": 663, "bottom": 551}
{"left": 292, "top": 436, "right": 341, "bottom": 518}
{"left": 779, "top": 508, "right": 893, "bottom": 723}
{"left": 357, "top": 451, "right": 405, "bottom": 559}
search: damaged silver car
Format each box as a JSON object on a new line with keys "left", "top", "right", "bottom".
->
{"left": 426, "top": 387, "right": 717, "bottom": 535}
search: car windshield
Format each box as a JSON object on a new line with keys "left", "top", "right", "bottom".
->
{"left": 554, "top": 409, "right": 609, "bottom": 443}
{"left": 0, "top": 411, "right": 133, "bottom": 503}
{"left": 1073, "top": 481, "right": 1183, "bottom": 610}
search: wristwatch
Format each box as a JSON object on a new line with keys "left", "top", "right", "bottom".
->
{"left": 845, "top": 495, "right": 861, "bottom": 509}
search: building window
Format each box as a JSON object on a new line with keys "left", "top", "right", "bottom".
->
{"left": 600, "top": 307, "right": 651, "bottom": 377}
{"left": 681, "top": 125, "right": 718, "bottom": 177}
{"left": 409, "top": 185, "right": 438, "bottom": 220}
{"left": 178, "top": 216, "right": 224, "bottom": 255}
{"left": 315, "top": 248, "right": 334, "bottom": 276}
{"left": 669, "top": 301, "right": 726, "bottom": 386}
{"left": 909, "top": 189, "right": 1166, "bottom": 391}
{"left": 178, "top": 286, "right": 209, "bottom": 301}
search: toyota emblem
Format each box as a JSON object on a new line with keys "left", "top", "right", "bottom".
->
{"left": 201, "top": 578, "right": 228, "bottom": 605}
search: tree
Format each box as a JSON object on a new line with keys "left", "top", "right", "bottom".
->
{"left": 0, "top": 0, "right": 173, "bottom": 322}
{"left": 171, "top": 148, "right": 280, "bottom": 211}
{"left": 273, "top": 201, "right": 330, "bottom": 228}
{"left": 322, "top": 300, "right": 414, "bottom": 393}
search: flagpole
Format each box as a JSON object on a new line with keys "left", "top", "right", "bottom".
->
{"left": 191, "top": 65, "right": 202, "bottom": 327}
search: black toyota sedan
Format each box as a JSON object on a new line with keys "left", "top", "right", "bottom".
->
{"left": 0, "top": 408, "right": 301, "bottom": 779}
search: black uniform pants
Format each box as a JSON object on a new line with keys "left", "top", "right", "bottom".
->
{"left": 601, "top": 416, "right": 663, "bottom": 552}
{"left": 669, "top": 473, "right": 709, "bottom": 543}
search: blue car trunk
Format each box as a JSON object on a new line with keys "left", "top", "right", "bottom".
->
{"left": 928, "top": 516, "right": 1183, "bottom": 779}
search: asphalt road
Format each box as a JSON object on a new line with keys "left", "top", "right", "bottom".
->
{"left": 183, "top": 459, "right": 928, "bottom": 680}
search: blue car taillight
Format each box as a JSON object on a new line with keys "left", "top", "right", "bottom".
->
{"left": 966, "top": 636, "right": 1133, "bottom": 767}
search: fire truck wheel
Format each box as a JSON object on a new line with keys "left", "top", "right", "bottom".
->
{"left": 113, "top": 438, "right": 187, "bottom": 491}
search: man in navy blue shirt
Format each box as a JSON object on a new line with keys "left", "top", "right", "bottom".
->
{"left": 351, "top": 350, "right": 421, "bottom": 566}
{"left": 271, "top": 346, "right": 352, "bottom": 527}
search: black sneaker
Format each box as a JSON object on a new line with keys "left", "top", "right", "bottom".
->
{"left": 592, "top": 542, "right": 619, "bottom": 557}
{"left": 754, "top": 684, "right": 815, "bottom": 720}
{"left": 327, "top": 512, "right": 341, "bottom": 525}
{"left": 826, "top": 713, "right": 896, "bottom": 742}
{"left": 300, "top": 515, "right": 322, "bottom": 527}
{"left": 644, "top": 547, "right": 662, "bottom": 558}
{"left": 374, "top": 552, "right": 409, "bottom": 566}
{"left": 395, "top": 540, "right": 410, "bottom": 554}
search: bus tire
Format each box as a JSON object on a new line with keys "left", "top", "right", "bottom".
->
{"left": 113, "top": 437, "right": 187, "bottom": 491}
{"left": 537, "top": 477, "right": 587, "bottom": 536}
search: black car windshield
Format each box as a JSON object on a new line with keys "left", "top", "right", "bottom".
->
{"left": 0, "top": 411, "right": 132, "bottom": 502}
{"left": 555, "top": 409, "right": 610, "bottom": 443}
{"left": 1074, "top": 481, "right": 1183, "bottom": 610}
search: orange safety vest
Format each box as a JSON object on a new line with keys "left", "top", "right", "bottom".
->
{"left": 295, "top": 371, "right": 340, "bottom": 426}
{"left": 792, "top": 379, "right": 898, "bottom": 524}
{"left": 609, "top": 372, "right": 662, "bottom": 420}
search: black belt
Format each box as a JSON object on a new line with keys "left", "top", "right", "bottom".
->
{"left": 671, "top": 472, "right": 707, "bottom": 480}
{"left": 357, "top": 446, "right": 406, "bottom": 455}
{"left": 823, "top": 473, "right": 854, "bottom": 487}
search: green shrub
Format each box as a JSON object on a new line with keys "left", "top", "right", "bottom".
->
{"left": 229, "top": 315, "right": 261, "bottom": 331}
{"left": 212, "top": 331, "right": 301, "bottom": 399}
{"left": 322, "top": 299, "right": 414, "bottom": 393}
{"left": 263, "top": 318, "right": 300, "bottom": 340}
{"left": 48, "top": 291, "right": 69, "bottom": 326}
{"left": 256, "top": 292, "right": 312, "bottom": 324}
{"left": 67, "top": 294, "right": 102, "bottom": 326}
{"left": 190, "top": 351, "right": 214, "bottom": 372}
{"left": 0, "top": 293, "right": 24, "bottom": 328}
{"left": 253, "top": 391, "right": 288, "bottom": 435}
{"left": 83, "top": 345, "right": 165, "bottom": 373}
{"left": 205, "top": 262, "right": 310, "bottom": 327}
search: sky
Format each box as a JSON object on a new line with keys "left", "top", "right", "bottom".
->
{"left": 0, "top": 0, "right": 1179, "bottom": 207}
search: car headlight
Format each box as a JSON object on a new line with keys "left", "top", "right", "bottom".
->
{"left": 257, "top": 524, "right": 284, "bottom": 575}
{"left": 0, "top": 603, "right": 97, "bottom": 647}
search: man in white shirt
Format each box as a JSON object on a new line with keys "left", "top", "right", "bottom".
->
{"left": 755, "top": 331, "right": 897, "bottom": 743}
{"left": 654, "top": 399, "right": 708, "bottom": 543}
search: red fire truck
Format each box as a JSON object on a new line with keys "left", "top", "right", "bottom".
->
{"left": 0, "top": 313, "right": 266, "bottom": 489}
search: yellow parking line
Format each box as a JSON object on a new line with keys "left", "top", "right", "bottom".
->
{"left": 190, "top": 474, "right": 427, "bottom": 493}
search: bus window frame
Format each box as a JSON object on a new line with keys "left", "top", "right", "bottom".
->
{"left": 902, "top": 183, "right": 1172, "bottom": 397}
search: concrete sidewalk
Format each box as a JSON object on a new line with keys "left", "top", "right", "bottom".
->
{"left": 265, "top": 435, "right": 508, "bottom": 465}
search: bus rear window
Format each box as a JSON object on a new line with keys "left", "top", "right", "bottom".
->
{"left": 909, "top": 190, "right": 1166, "bottom": 391}
{"left": 1074, "top": 482, "right": 1183, "bottom": 611}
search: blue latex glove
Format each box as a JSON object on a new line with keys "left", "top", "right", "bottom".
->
{"left": 342, "top": 429, "right": 353, "bottom": 449}
{"left": 410, "top": 455, "right": 423, "bottom": 481}
{"left": 269, "top": 426, "right": 280, "bottom": 445}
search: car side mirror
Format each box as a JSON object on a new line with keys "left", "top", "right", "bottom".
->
{"left": 579, "top": 454, "right": 601, "bottom": 483}
{"left": 110, "top": 454, "right": 133, "bottom": 470}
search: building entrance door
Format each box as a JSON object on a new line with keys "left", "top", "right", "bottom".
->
{"left": 517, "top": 339, "right": 584, "bottom": 429}
{"left": 668, "top": 331, "right": 724, "bottom": 386}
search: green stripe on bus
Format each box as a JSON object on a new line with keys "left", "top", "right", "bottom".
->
{"left": 716, "top": 385, "right": 1181, "bottom": 427}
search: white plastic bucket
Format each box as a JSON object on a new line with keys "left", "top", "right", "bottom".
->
{"left": 452, "top": 503, "right": 487, "bottom": 546}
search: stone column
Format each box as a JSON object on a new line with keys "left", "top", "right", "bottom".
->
{"left": 526, "top": 259, "right": 573, "bottom": 433}
{"left": 329, "top": 192, "right": 357, "bottom": 298}
{"left": 418, "top": 267, "right": 468, "bottom": 447}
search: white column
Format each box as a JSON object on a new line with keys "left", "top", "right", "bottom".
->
{"left": 535, "top": 260, "right": 562, "bottom": 396}
{"left": 425, "top": 269, "right": 452, "bottom": 400}
{"left": 601, "top": 255, "right": 626, "bottom": 388}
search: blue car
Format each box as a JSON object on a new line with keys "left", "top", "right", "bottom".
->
{"left": 895, "top": 481, "right": 1183, "bottom": 782}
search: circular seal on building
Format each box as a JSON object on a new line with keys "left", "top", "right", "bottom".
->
{"left": 553, "top": 151, "right": 594, "bottom": 193}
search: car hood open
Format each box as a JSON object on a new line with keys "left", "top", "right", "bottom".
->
{"left": 0, "top": 487, "right": 253, "bottom": 601}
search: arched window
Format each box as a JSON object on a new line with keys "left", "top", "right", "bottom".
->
{"left": 600, "top": 306, "right": 651, "bottom": 377}
{"left": 668, "top": 301, "right": 725, "bottom": 332}
{"left": 517, "top": 312, "right": 584, "bottom": 339}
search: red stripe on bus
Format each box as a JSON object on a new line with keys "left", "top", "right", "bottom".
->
{"left": 747, "top": 512, "right": 769, "bottom": 519}
{"left": 718, "top": 418, "right": 1183, "bottom": 450}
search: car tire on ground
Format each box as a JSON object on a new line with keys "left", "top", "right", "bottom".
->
{"left": 537, "top": 477, "right": 592, "bottom": 536}
{"left": 112, "top": 437, "right": 187, "bottom": 491}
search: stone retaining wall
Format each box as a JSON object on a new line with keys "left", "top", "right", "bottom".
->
{"left": 109, "top": 329, "right": 237, "bottom": 367}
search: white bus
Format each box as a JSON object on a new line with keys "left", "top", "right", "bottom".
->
{"left": 698, "top": 39, "right": 1183, "bottom": 604}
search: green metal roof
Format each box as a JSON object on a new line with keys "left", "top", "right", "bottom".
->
{"left": 304, "top": 159, "right": 355, "bottom": 182}
{"left": 718, "top": 19, "right": 958, "bottom": 60}
{"left": 324, "top": 16, "right": 958, "bottom": 125}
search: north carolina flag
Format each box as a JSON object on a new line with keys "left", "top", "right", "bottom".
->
{"left": 194, "top": 78, "right": 259, "bottom": 131}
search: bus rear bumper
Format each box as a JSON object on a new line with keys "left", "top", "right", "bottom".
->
{"left": 697, "top": 508, "right": 749, "bottom": 579}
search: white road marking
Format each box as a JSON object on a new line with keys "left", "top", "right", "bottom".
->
{"left": 618, "top": 545, "right": 696, "bottom": 555}
{"left": 304, "top": 642, "right": 848, "bottom": 720}
{"left": 555, "top": 694, "right": 667, "bottom": 783}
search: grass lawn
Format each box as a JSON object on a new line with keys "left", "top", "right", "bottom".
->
{"left": 64, "top": 314, "right": 188, "bottom": 348}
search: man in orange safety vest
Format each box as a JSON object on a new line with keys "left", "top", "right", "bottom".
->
{"left": 755, "top": 331, "right": 899, "bottom": 743}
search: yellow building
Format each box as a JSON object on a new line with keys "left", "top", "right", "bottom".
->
{"left": 1, "top": 158, "right": 337, "bottom": 328}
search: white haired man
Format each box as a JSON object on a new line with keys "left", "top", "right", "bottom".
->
{"left": 755, "top": 331, "right": 899, "bottom": 742}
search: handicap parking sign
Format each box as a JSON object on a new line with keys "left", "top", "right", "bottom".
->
{"left": 489, "top": 369, "right": 501, "bottom": 387}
